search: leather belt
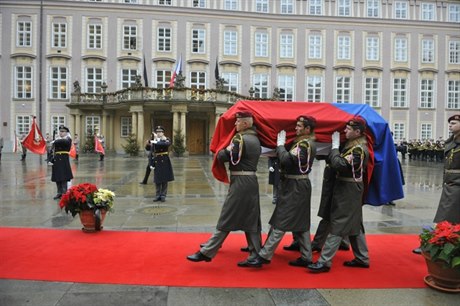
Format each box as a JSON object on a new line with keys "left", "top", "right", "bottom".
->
{"left": 156, "top": 152, "right": 169, "bottom": 156}
{"left": 445, "top": 169, "right": 460, "bottom": 174}
{"left": 55, "top": 151, "right": 69, "bottom": 155}
{"left": 284, "top": 174, "right": 309, "bottom": 180}
{"left": 230, "top": 171, "right": 256, "bottom": 176}
{"left": 337, "top": 176, "right": 362, "bottom": 182}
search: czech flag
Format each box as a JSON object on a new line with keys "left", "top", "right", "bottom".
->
{"left": 169, "top": 55, "right": 182, "bottom": 88}
{"left": 22, "top": 116, "right": 46, "bottom": 155}
{"left": 210, "top": 101, "right": 404, "bottom": 206}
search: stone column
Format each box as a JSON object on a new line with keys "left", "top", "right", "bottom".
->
{"left": 172, "top": 111, "right": 179, "bottom": 140}
{"left": 137, "top": 111, "right": 144, "bottom": 145}
{"left": 180, "top": 111, "right": 187, "bottom": 146}
{"left": 131, "top": 112, "right": 138, "bottom": 141}
{"left": 75, "top": 114, "right": 81, "bottom": 138}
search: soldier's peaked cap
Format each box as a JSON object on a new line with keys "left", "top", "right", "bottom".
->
{"left": 448, "top": 114, "right": 460, "bottom": 123}
{"left": 235, "top": 110, "right": 253, "bottom": 118}
{"left": 155, "top": 126, "right": 165, "bottom": 132}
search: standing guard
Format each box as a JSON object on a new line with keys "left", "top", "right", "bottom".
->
{"left": 150, "top": 126, "right": 174, "bottom": 202}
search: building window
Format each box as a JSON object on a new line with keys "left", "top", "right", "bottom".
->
{"left": 280, "top": 34, "right": 294, "bottom": 58}
{"left": 366, "top": 37, "right": 379, "bottom": 61}
{"left": 255, "top": 33, "right": 269, "bottom": 57}
{"left": 123, "top": 25, "right": 137, "bottom": 50}
{"left": 157, "top": 27, "right": 171, "bottom": 52}
{"left": 394, "top": 37, "right": 408, "bottom": 62}
{"left": 449, "top": 40, "right": 459, "bottom": 64}
{"left": 392, "top": 78, "right": 408, "bottom": 108}
{"left": 159, "top": 0, "right": 172, "bottom": 5}
{"left": 193, "top": 0, "right": 206, "bottom": 8}
{"left": 281, "top": 0, "right": 294, "bottom": 14}
{"left": 86, "top": 67, "right": 103, "bottom": 93}
{"left": 192, "top": 29, "right": 205, "bottom": 53}
{"left": 50, "top": 67, "right": 68, "bottom": 99}
{"left": 252, "top": 74, "right": 269, "bottom": 99}
{"left": 421, "top": 39, "right": 435, "bottom": 63}
{"left": 88, "top": 24, "right": 102, "bottom": 49}
{"left": 222, "top": 72, "right": 239, "bottom": 92}
{"left": 156, "top": 70, "right": 172, "bottom": 88}
{"left": 337, "top": 36, "right": 351, "bottom": 60}
{"left": 420, "top": 123, "right": 432, "bottom": 140}
{"left": 121, "top": 69, "right": 138, "bottom": 89}
{"left": 16, "top": 116, "right": 31, "bottom": 136}
{"left": 15, "top": 66, "right": 32, "bottom": 99}
{"left": 448, "top": 3, "right": 460, "bottom": 22}
{"left": 420, "top": 79, "right": 434, "bottom": 108}
{"left": 447, "top": 80, "right": 459, "bottom": 110}
{"left": 120, "top": 117, "right": 132, "bottom": 137}
{"left": 308, "top": 34, "right": 322, "bottom": 59}
{"left": 306, "top": 76, "right": 323, "bottom": 102}
{"left": 17, "top": 21, "right": 32, "bottom": 47}
{"left": 255, "top": 0, "right": 269, "bottom": 13}
{"left": 51, "top": 116, "right": 65, "bottom": 134}
{"left": 366, "top": 0, "right": 380, "bottom": 18}
{"left": 394, "top": 1, "right": 408, "bottom": 19}
{"left": 337, "top": 0, "right": 352, "bottom": 17}
{"left": 224, "top": 0, "right": 238, "bottom": 10}
{"left": 278, "top": 75, "right": 294, "bottom": 102}
{"left": 124, "top": 0, "right": 138, "bottom": 3}
{"left": 336, "top": 76, "right": 351, "bottom": 103}
{"left": 393, "top": 123, "right": 405, "bottom": 141}
{"left": 421, "top": 3, "right": 436, "bottom": 21}
{"left": 85, "top": 116, "right": 101, "bottom": 136}
{"left": 223, "top": 31, "right": 237, "bottom": 56}
{"left": 190, "top": 71, "right": 206, "bottom": 89}
{"left": 309, "top": 0, "right": 323, "bottom": 15}
{"left": 365, "top": 77, "right": 380, "bottom": 107}
{"left": 52, "top": 22, "right": 67, "bottom": 48}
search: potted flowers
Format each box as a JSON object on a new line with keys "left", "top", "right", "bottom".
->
{"left": 59, "top": 182, "right": 115, "bottom": 232}
{"left": 419, "top": 221, "right": 460, "bottom": 292}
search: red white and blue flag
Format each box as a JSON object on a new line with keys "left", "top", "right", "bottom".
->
{"left": 169, "top": 55, "right": 182, "bottom": 88}
{"left": 210, "top": 100, "right": 404, "bottom": 206}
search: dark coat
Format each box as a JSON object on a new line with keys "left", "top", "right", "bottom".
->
{"left": 317, "top": 162, "right": 336, "bottom": 220}
{"left": 149, "top": 138, "right": 174, "bottom": 184}
{"left": 51, "top": 137, "right": 73, "bottom": 182}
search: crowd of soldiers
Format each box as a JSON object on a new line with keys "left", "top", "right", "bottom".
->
{"left": 395, "top": 138, "right": 445, "bottom": 162}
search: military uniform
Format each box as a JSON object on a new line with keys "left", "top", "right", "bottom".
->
{"left": 51, "top": 125, "right": 73, "bottom": 199}
{"left": 150, "top": 126, "right": 174, "bottom": 202}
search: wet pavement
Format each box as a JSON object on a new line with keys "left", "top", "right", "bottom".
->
{"left": 0, "top": 153, "right": 458, "bottom": 305}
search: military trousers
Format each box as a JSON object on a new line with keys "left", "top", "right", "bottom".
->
{"left": 318, "top": 230, "right": 369, "bottom": 268}
{"left": 260, "top": 228, "right": 312, "bottom": 262}
{"left": 200, "top": 230, "right": 261, "bottom": 260}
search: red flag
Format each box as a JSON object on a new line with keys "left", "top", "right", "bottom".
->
{"left": 94, "top": 135, "right": 105, "bottom": 155}
{"left": 69, "top": 143, "right": 77, "bottom": 159}
{"left": 22, "top": 117, "right": 46, "bottom": 155}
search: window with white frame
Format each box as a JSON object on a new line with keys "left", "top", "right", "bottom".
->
{"left": 124, "top": 0, "right": 138, "bottom": 3}
{"left": 255, "top": 32, "right": 269, "bottom": 57}
{"left": 392, "top": 78, "right": 408, "bottom": 108}
{"left": 255, "top": 0, "right": 269, "bottom": 13}
{"left": 281, "top": 0, "right": 294, "bottom": 14}
{"left": 365, "top": 77, "right": 380, "bottom": 107}
{"left": 86, "top": 67, "right": 103, "bottom": 93}
{"left": 335, "top": 76, "right": 351, "bottom": 103}
{"left": 252, "top": 74, "right": 269, "bottom": 99}
{"left": 17, "top": 21, "right": 32, "bottom": 47}
{"left": 448, "top": 3, "right": 460, "bottom": 22}
{"left": 190, "top": 71, "right": 206, "bottom": 89}
{"left": 278, "top": 75, "right": 294, "bottom": 102}
{"left": 192, "top": 29, "right": 205, "bottom": 53}
{"left": 222, "top": 72, "right": 239, "bottom": 92}
{"left": 306, "top": 76, "right": 323, "bottom": 102}
{"left": 447, "top": 80, "right": 459, "bottom": 110}
{"left": 16, "top": 115, "right": 31, "bottom": 136}
{"left": 394, "top": 37, "right": 408, "bottom": 62}
{"left": 121, "top": 69, "right": 138, "bottom": 89}
{"left": 394, "top": 1, "right": 408, "bottom": 19}
{"left": 449, "top": 40, "right": 459, "bottom": 64}
{"left": 337, "top": 0, "right": 352, "bottom": 17}
{"left": 51, "top": 116, "right": 65, "bottom": 134}
{"left": 421, "top": 39, "right": 435, "bottom": 63}
{"left": 224, "top": 0, "right": 238, "bottom": 10}
{"left": 85, "top": 116, "right": 100, "bottom": 136}
{"left": 156, "top": 70, "right": 172, "bottom": 88}
{"left": 123, "top": 25, "right": 137, "bottom": 50}
{"left": 366, "top": 37, "right": 379, "bottom": 61}
{"left": 159, "top": 0, "right": 172, "bottom": 5}
{"left": 157, "top": 27, "right": 171, "bottom": 52}
{"left": 50, "top": 67, "right": 67, "bottom": 99}
{"left": 120, "top": 117, "right": 132, "bottom": 137}
{"left": 193, "top": 0, "right": 206, "bottom": 8}
{"left": 224, "top": 31, "right": 237, "bottom": 56}
{"left": 420, "top": 79, "right": 434, "bottom": 108}
{"left": 337, "top": 35, "right": 351, "bottom": 60}
{"left": 309, "top": 0, "right": 323, "bottom": 15}
{"left": 393, "top": 123, "right": 405, "bottom": 141}
{"left": 280, "top": 33, "right": 294, "bottom": 58}
{"left": 15, "top": 66, "right": 32, "bottom": 99}
{"left": 88, "top": 24, "right": 102, "bottom": 49}
{"left": 420, "top": 123, "right": 432, "bottom": 140}
{"left": 308, "top": 34, "right": 322, "bottom": 59}
{"left": 366, "top": 0, "right": 380, "bottom": 17}
{"left": 421, "top": 3, "right": 436, "bottom": 21}
{"left": 52, "top": 22, "right": 67, "bottom": 48}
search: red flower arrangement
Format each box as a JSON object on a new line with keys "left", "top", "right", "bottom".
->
{"left": 420, "top": 221, "right": 460, "bottom": 269}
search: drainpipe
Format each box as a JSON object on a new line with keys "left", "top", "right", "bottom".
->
{"left": 38, "top": 0, "right": 44, "bottom": 130}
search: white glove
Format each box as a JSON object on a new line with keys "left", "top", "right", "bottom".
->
{"left": 150, "top": 166, "right": 155, "bottom": 170}
{"left": 331, "top": 131, "right": 340, "bottom": 149}
{"left": 277, "top": 130, "right": 286, "bottom": 146}
{"left": 269, "top": 167, "right": 274, "bottom": 172}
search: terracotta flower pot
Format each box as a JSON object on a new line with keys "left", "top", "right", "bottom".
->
{"left": 422, "top": 251, "right": 460, "bottom": 292}
{"left": 79, "top": 209, "right": 107, "bottom": 233}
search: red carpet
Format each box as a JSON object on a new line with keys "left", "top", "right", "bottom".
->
{"left": 0, "top": 227, "right": 427, "bottom": 289}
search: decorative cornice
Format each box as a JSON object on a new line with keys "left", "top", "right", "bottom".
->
{"left": 391, "top": 67, "right": 412, "bottom": 72}
{"left": 250, "top": 62, "right": 272, "bottom": 68}
{"left": 333, "top": 65, "right": 355, "bottom": 70}
{"left": 445, "top": 69, "right": 460, "bottom": 74}
{"left": 220, "top": 60, "right": 241, "bottom": 66}
{"left": 305, "top": 64, "right": 326, "bottom": 69}
{"left": 81, "top": 54, "right": 107, "bottom": 61}
{"left": 362, "top": 66, "right": 383, "bottom": 72}
{"left": 46, "top": 54, "right": 72, "bottom": 60}
{"left": 418, "top": 67, "right": 439, "bottom": 73}
{"left": 117, "top": 55, "right": 141, "bottom": 62}
{"left": 10, "top": 53, "right": 36, "bottom": 59}
{"left": 186, "top": 59, "right": 210, "bottom": 65}
{"left": 152, "top": 57, "right": 175, "bottom": 63}
{"left": 276, "top": 63, "right": 297, "bottom": 69}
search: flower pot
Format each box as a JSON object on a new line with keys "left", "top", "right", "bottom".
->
{"left": 79, "top": 209, "right": 107, "bottom": 233}
{"left": 422, "top": 252, "right": 460, "bottom": 293}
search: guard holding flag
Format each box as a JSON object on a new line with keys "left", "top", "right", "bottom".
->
{"left": 51, "top": 125, "right": 73, "bottom": 200}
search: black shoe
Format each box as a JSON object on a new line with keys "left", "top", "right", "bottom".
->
{"left": 241, "top": 246, "right": 250, "bottom": 252}
{"left": 272, "top": 198, "right": 277, "bottom": 204}
{"left": 283, "top": 241, "right": 300, "bottom": 251}
{"left": 343, "top": 259, "right": 369, "bottom": 268}
{"left": 307, "top": 262, "right": 330, "bottom": 273}
{"left": 412, "top": 247, "right": 422, "bottom": 255}
{"left": 160, "top": 197, "right": 165, "bottom": 202}
{"left": 339, "top": 243, "right": 350, "bottom": 251}
{"left": 187, "top": 251, "right": 211, "bottom": 262}
{"left": 153, "top": 197, "right": 161, "bottom": 202}
{"left": 312, "top": 246, "right": 322, "bottom": 253}
{"left": 53, "top": 194, "right": 62, "bottom": 200}
{"left": 288, "top": 257, "right": 312, "bottom": 267}
{"left": 387, "top": 201, "right": 396, "bottom": 206}
{"left": 237, "top": 255, "right": 269, "bottom": 268}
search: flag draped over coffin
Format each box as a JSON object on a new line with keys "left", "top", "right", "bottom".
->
{"left": 210, "top": 101, "right": 404, "bottom": 206}
{"left": 22, "top": 117, "right": 46, "bottom": 155}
